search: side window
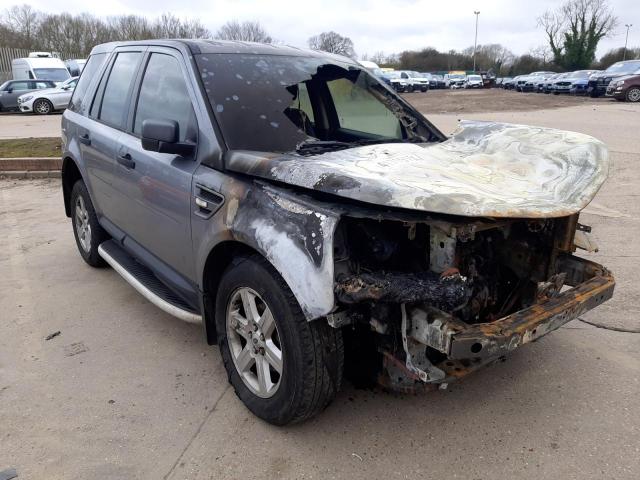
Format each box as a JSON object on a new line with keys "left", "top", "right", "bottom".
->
{"left": 35, "top": 81, "right": 49, "bottom": 89}
{"left": 327, "top": 77, "right": 402, "bottom": 138}
{"left": 12, "top": 81, "right": 30, "bottom": 91}
{"left": 401, "top": 72, "right": 408, "bottom": 79}
{"left": 69, "top": 53, "right": 107, "bottom": 113}
{"left": 133, "top": 53, "right": 196, "bottom": 142}
{"left": 98, "top": 52, "right": 141, "bottom": 128}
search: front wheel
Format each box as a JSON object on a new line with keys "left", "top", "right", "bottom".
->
{"left": 215, "top": 255, "right": 343, "bottom": 425}
{"left": 33, "top": 98, "right": 53, "bottom": 115}
{"left": 626, "top": 87, "right": 640, "bottom": 102}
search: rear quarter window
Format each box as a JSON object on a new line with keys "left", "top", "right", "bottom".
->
{"left": 68, "top": 53, "right": 108, "bottom": 114}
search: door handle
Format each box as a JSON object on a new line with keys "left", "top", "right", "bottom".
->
{"left": 117, "top": 153, "right": 135, "bottom": 170}
{"left": 79, "top": 133, "right": 91, "bottom": 145}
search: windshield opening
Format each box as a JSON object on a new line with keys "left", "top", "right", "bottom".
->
{"left": 196, "top": 54, "right": 436, "bottom": 153}
{"left": 33, "top": 68, "right": 70, "bottom": 82}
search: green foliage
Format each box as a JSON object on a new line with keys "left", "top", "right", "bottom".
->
{"left": 539, "top": 0, "right": 617, "bottom": 70}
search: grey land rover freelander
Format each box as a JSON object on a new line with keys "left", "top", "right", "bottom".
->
{"left": 61, "top": 40, "right": 614, "bottom": 425}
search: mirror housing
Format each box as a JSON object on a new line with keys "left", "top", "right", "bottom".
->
{"left": 6, "top": 88, "right": 12, "bottom": 93}
{"left": 141, "top": 119, "right": 195, "bottom": 156}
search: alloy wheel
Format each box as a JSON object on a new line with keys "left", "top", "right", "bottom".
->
{"left": 74, "top": 195, "right": 92, "bottom": 252}
{"left": 35, "top": 100, "right": 51, "bottom": 114}
{"left": 627, "top": 88, "right": 640, "bottom": 102}
{"left": 226, "top": 287, "right": 283, "bottom": 398}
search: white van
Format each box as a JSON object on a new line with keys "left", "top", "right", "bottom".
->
{"left": 12, "top": 55, "right": 71, "bottom": 85}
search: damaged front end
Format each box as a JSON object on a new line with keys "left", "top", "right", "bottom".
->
{"left": 330, "top": 213, "right": 614, "bottom": 392}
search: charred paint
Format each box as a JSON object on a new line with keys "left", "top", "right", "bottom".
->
{"left": 227, "top": 121, "right": 610, "bottom": 218}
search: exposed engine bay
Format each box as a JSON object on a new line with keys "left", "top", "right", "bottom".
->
{"left": 330, "top": 213, "right": 614, "bottom": 391}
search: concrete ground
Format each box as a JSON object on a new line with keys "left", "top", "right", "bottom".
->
{"left": 0, "top": 112, "right": 61, "bottom": 139}
{"left": 1, "top": 102, "right": 639, "bottom": 480}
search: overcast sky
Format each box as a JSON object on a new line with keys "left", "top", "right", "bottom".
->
{"left": 2, "top": 0, "right": 638, "bottom": 58}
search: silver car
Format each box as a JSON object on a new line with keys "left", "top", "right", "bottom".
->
{"left": 18, "top": 76, "right": 78, "bottom": 114}
{"left": 0, "top": 79, "right": 56, "bottom": 112}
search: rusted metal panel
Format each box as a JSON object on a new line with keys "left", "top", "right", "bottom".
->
{"left": 448, "top": 259, "right": 614, "bottom": 360}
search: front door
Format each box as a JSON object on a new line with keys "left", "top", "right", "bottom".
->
{"left": 113, "top": 49, "right": 199, "bottom": 281}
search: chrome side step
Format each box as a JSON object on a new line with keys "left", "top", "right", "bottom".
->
{"left": 98, "top": 241, "right": 202, "bottom": 323}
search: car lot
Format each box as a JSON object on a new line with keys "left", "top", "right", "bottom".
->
{"left": 1, "top": 97, "right": 639, "bottom": 479}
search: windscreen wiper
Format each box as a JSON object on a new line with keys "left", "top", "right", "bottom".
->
{"left": 295, "top": 137, "right": 423, "bottom": 156}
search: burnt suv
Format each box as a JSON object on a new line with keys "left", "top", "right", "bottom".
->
{"left": 62, "top": 40, "right": 615, "bottom": 425}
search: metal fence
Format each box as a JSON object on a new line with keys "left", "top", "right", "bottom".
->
{"left": 0, "top": 47, "right": 80, "bottom": 83}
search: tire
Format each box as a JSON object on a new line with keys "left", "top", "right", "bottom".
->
{"left": 215, "top": 254, "right": 344, "bottom": 425}
{"left": 33, "top": 98, "right": 53, "bottom": 115}
{"left": 625, "top": 87, "right": 640, "bottom": 102}
{"left": 70, "top": 180, "right": 109, "bottom": 267}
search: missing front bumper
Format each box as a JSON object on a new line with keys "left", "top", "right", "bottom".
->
{"left": 383, "top": 255, "right": 614, "bottom": 389}
{"left": 446, "top": 255, "right": 614, "bottom": 362}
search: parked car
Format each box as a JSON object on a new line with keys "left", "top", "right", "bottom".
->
{"left": 444, "top": 73, "right": 466, "bottom": 88}
{"left": 381, "top": 71, "right": 408, "bottom": 92}
{"left": 18, "top": 76, "right": 78, "bottom": 114}
{"left": 464, "top": 74, "right": 483, "bottom": 88}
{"left": 502, "top": 76, "right": 517, "bottom": 89}
{"left": 65, "top": 59, "right": 87, "bottom": 77}
{"left": 570, "top": 71, "right": 600, "bottom": 95}
{"left": 514, "top": 75, "right": 530, "bottom": 91}
{"left": 429, "top": 74, "right": 446, "bottom": 89}
{"left": 12, "top": 53, "right": 71, "bottom": 85}
{"left": 606, "top": 74, "right": 640, "bottom": 102}
{"left": 522, "top": 75, "right": 543, "bottom": 92}
{"left": 0, "top": 79, "right": 57, "bottom": 112}
{"left": 496, "top": 77, "right": 512, "bottom": 88}
{"left": 398, "top": 71, "right": 429, "bottom": 92}
{"left": 588, "top": 60, "right": 640, "bottom": 97}
{"left": 61, "top": 39, "right": 615, "bottom": 425}
{"left": 543, "top": 73, "right": 564, "bottom": 93}
{"left": 553, "top": 70, "right": 597, "bottom": 94}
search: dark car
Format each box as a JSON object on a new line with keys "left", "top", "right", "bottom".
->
{"left": 430, "top": 74, "right": 445, "bottom": 89}
{"left": 553, "top": 70, "right": 597, "bottom": 95}
{"left": 606, "top": 74, "right": 640, "bottom": 102}
{"left": 61, "top": 40, "right": 614, "bottom": 425}
{"left": 0, "top": 79, "right": 56, "bottom": 111}
{"left": 588, "top": 60, "right": 640, "bottom": 97}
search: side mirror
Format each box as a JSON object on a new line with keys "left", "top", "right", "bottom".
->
{"left": 141, "top": 119, "right": 195, "bottom": 156}
{"left": 6, "top": 88, "right": 12, "bottom": 93}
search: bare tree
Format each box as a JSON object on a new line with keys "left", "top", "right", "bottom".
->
{"left": 2, "top": 4, "right": 40, "bottom": 49}
{"left": 308, "top": 31, "right": 355, "bottom": 58}
{"left": 370, "top": 51, "right": 386, "bottom": 65}
{"left": 538, "top": 0, "right": 617, "bottom": 69}
{"left": 214, "top": 20, "right": 272, "bottom": 43}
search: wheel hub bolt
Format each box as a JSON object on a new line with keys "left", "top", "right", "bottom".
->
{"left": 252, "top": 338, "right": 258, "bottom": 345}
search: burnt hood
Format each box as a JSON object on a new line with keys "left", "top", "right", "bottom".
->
{"left": 226, "top": 121, "right": 610, "bottom": 218}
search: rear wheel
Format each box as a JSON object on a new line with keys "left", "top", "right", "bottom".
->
{"left": 70, "top": 180, "right": 108, "bottom": 267}
{"left": 215, "top": 255, "right": 343, "bottom": 425}
{"left": 626, "top": 87, "right": 640, "bottom": 102}
{"left": 33, "top": 98, "right": 53, "bottom": 115}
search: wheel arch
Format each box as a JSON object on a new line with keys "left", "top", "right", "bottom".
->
{"left": 200, "top": 240, "right": 265, "bottom": 345}
{"left": 61, "top": 156, "right": 83, "bottom": 217}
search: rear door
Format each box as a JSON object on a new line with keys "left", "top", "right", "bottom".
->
{"left": 81, "top": 48, "right": 145, "bottom": 222}
{"left": 113, "top": 47, "right": 199, "bottom": 280}
{"left": 3, "top": 81, "right": 31, "bottom": 108}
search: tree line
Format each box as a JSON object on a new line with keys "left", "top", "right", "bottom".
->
{"left": 1, "top": 0, "right": 636, "bottom": 75}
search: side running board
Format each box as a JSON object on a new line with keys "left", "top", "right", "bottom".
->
{"left": 98, "top": 240, "right": 202, "bottom": 323}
